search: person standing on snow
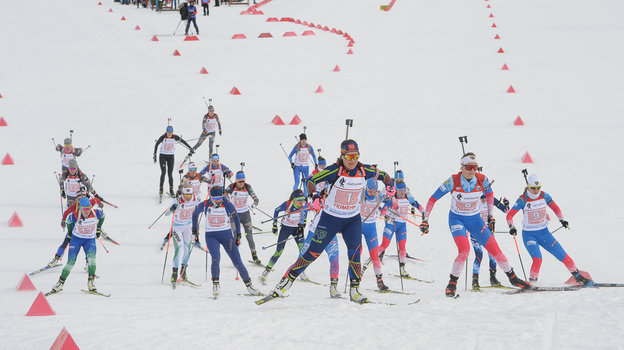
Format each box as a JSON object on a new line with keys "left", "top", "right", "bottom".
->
{"left": 59, "top": 159, "right": 99, "bottom": 209}
{"left": 185, "top": 0, "right": 199, "bottom": 35}
{"left": 192, "top": 186, "right": 262, "bottom": 298}
{"left": 191, "top": 104, "right": 221, "bottom": 156}
{"left": 421, "top": 152, "right": 531, "bottom": 297}
{"left": 55, "top": 138, "right": 83, "bottom": 178}
{"left": 224, "top": 171, "right": 261, "bottom": 265}
{"left": 267, "top": 139, "right": 391, "bottom": 304}
{"left": 201, "top": 0, "right": 209, "bottom": 15}
{"left": 506, "top": 173, "right": 594, "bottom": 286}
{"left": 166, "top": 185, "right": 200, "bottom": 287}
{"left": 288, "top": 133, "right": 317, "bottom": 197}
{"left": 49, "top": 197, "right": 105, "bottom": 295}
{"left": 153, "top": 125, "right": 193, "bottom": 197}
{"left": 199, "top": 154, "right": 232, "bottom": 189}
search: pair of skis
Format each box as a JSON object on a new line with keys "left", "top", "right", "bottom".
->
{"left": 505, "top": 283, "right": 624, "bottom": 295}
{"left": 45, "top": 289, "right": 111, "bottom": 297}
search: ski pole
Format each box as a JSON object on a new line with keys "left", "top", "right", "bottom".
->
{"left": 81, "top": 145, "right": 91, "bottom": 154}
{"left": 161, "top": 215, "right": 175, "bottom": 283}
{"left": 148, "top": 208, "right": 170, "bottom": 229}
{"left": 98, "top": 237, "right": 110, "bottom": 253}
{"left": 551, "top": 225, "right": 565, "bottom": 234}
{"left": 261, "top": 236, "right": 295, "bottom": 250}
{"left": 253, "top": 206, "right": 274, "bottom": 220}
{"left": 54, "top": 172, "right": 64, "bottom": 217}
{"left": 51, "top": 137, "right": 57, "bottom": 149}
{"left": 261, "top": 206, "right": 309, "bottom": 224}
{"left": 513, "top": 236, "right": 528, "bottom": 280}
{"left": 100, "top": 199, "right": 119, "bottom": 209}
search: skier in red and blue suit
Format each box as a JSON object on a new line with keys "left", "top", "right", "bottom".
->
{"left": 506, "top": 173, "right": 594, "bottom": 286}
{"left": 421, "top": 152, "right": 531, "bottom": 297}
{"left": 270, "top": 139, "right": 391, "bottom": 303}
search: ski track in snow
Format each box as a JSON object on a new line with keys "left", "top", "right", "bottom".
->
{"left": 1, "top": 0, "right": 624, "bottom": 348}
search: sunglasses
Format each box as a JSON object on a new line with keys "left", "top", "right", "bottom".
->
{"left": 212, "top": 196, "right": 223, "bottom": 201}
{"left": 528, "top": 186, "right": 541, "bottom": 190}
{"left": 69, "top": 167, "right": 77, "bottom": 171}
{"left": 236, "top": 179, "right": 245, "bottom": 183}
{"left": 464, "top": 164, "right": 478, "bottom": 171}
{"left": 343, "top": 153, "right": 359, "bottom": 161}
{"left": 189, "top": 168, "right": 197, "bottom": 171}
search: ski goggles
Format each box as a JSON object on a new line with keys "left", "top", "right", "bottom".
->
{"left": 343, "top": 153, "right": 359, "bottom": 161}
{"left": 463, "top": 164, "right": 478, "bottom": 171}
{"left": 528, "top": 185, "right": 541, "bottom": 190}
{"left": 211, "top": 196, "right": 223, "bottom": 201}
{"left": 293, "top": 196, "right": 306, "bottom": 201}
{"left": 69, "top": 167, "right": 77, "bottom": 172}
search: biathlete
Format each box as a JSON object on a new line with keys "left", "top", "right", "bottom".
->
{"left": 259, "top": 189, "right": 310, "bottom": 284}
{"left": 288, "top": 133, "right": 318, "bottom": 197}
{"left": 359, "top": 178, "right": 390, "bottom": 291}
{"left": 153, "top": 126, "right": 193, "bottom": 197}
{"left": 192, "top": 186, "right": 262, "bottom": 297}
{"left": 225, "top": 171, "right": 262, "bottom": 265}
{"left": 166, "top": 185, "right": 199, "bottom": 286}
{"left": 269, "top": 139, "right": 391, "bottom": 304}
{"left": 422, "top": 152, "right": 530, "bottom": 297}
{"left": 506, "top": 173, "right": 594, "bottom": 286}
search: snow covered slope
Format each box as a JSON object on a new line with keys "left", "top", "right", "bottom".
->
{"left": 1, "top": 0, "right": 623, "bottom": 348}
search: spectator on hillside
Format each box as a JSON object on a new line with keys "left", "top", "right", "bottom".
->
{"left": 201, "top": 0, "right": 209, "bottom": 15}
{"left": 185, "top": 0, "right": 199, "bottom": 35}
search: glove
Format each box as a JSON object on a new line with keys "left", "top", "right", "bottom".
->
{"left": 60, "top": 189, "right": 66, "bottom": 199}
{"left": 411, "top": 207, "right": 416, "bottom": 215}
{"left": 193, "top": 232, "right": 200, "bottom": 245}
{"left": 272, "top": 222, "right": 278, "bottom": 235}
{"left": 94, "top": 193, "right": 103, "bottom": 202}
{"left": 384, "top": 215, "right": 391, "bottom": 221}
{"left": 192, "top": 227, "right": 198, "bottom": 237}
{"left": 502, "top": 197, "right": 510, "bottom": 211}
{"left": 60, "top": 219, "right": 66, "bottom": 228}
{"left": 189, "top": 148, "right": 195, "bottom": 154}
{"left": 296, "top": 224, "right": 305, "bottom": 240}
{"left": 509, "top": 225, "right": 517, "bottom": 236}
{"left": 235, "top": 233, "right": 241, "bottom": 246}
{"left": 319, "top": 189, "right": 327, "bottom": 198}
{"left": 219, "top": 130, "right": 222, "bottom": 136}
{"left": 314, "top": 164, "right": 318, "bottom": 169}
{"left": 253, "top": 200, "right": 259, "bottom": 207}
{"left": 291, "top": 162, "right": 295, "bottom": 169}
{"left": 96, "top": 228, "right": 102, "bottom": 238}
{"left": 560, "top": 219, "right": 569, "bottom": 229}
{"left": 385, "top": 185, "right": 396, "bottom": 197}
{"left": 487, "top": 215, "right": 496, "bottom": 232}
{"left": 170, "top": 203, "right": 178, "bottom": 211}
{"left": 419, "top": 220, "right": 429, "bottom": 234}
{"left": 311, "top": 198, "right": 322, "bottom": 211}
{"left": 153, "top": 154, "right": 157, "bottom": 163}
{"left": 225, "top": 172, "right": 231, "bottom": 179}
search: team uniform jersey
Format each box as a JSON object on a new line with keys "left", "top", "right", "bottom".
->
{"left": 506, "top": 191, "right": 563, "bottom": 231}
{"left": 425, "top": 172, "right": 494, "bottom": 218}
{"left": 225, "top": 183, "right": 258, "bottom": 214}
{"left": 360, "top": 194, "right": 382, "bottom": 224}
{"left": 66, "top": 208, "right": 104, "bottom": 239}
{"left": 192, "top": 198, "right": 241, "bottom": 234}
{"left": 62, "top": 197, "right": 102, "bottom": 222}
{"left": 57, "top": 146, "right": 82, "bottom": 168}
{"left": 172, "top": 195, "right": 199, "bottom": 226}
{"left": 61, "top": 170, "right": 92, "bottom": 198}
{"left": 202, "top": 114, "right": 220, "bottom": 133}
{"left": 274, "top": 201, "right": 309, "bottom": 228}
{"left": 181, "top": 172, "right": 209, "bottom": 198}
{"left": 199, "top": 163, "right": 232, "bottom": 188}
{"left": 153, "top": 134, "right": 191, "bottom": 156}
{"left": 289, "top": 143, "right": 318, "bottom": 167}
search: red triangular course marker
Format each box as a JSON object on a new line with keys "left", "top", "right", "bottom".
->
{"left": 121, "top": 16, "right": 126, "bottom": 21}
{"left": 487, "top": 4, "right": 491, "bottom": 8}
{"left": 271, "top": 115, "right": 285, "bottom": 125}
{"left": 502, "top": 63, "right": 509, "bottom": 70}
{"left": 333, "top": 65, "right": 340, "bottom": 72}
{"left": 172, "top": 49, "right": 181, "bottom": 56}
{"left": 9, "top": 212, "right": 23, "bottom": 227}
{"left": 301, "top": 31, "right": 315, "bottom": 36}
{"left": 108, "top": 8, "right": 113, "bottom": 12}
{"left": 230, "top": 87, "right": 241, "bottom": 95}
{"left": 98, "top": 2, "right": 102, "bottom": 5}
{"left": 25, "top": 292, "right": 55, "bottom": 316}
{"left": 0, "top": 117, "right": 7, "bottom": 126}
{"left": 564, "top": 271, "right": 593, "bottom": 286}
{"left": 50, "top": 327, "right": 80, "bottom": 350}
{"left": 135, "top": 25, "right": 141, "bottom": 30}
{"left": 513, "top": 116, "right": 524, "bottom": 126}
{"left": 151, "top": 35, "right": 159, "bottom": 42}
{"left": 289, "top": 115, "right": 302, "bottom": 125}
{"left": 347, "top": 49, "right": 353, "bottom": 54}
{"left": 494, "top": 34, "right": 500, "bottom": 39}
{"left": 199, "top": 67, "right": 209, "bottom": 74}
{"left": 492, "top": 23, "right": 497, "bottom": 28}
{"left": 184, "top": 35, "right": 199, "bottom": 41}
{"left": 0, "top": 93, "right": 3, "bottom": 98}
{"left": 283, "top": 32, "right": 297, "bottom": 37}
{"left": 16, "top": 274, "right": 36, "bottom": 291}
{"left": 507, "top": 85, "right": 516, "bottom": 93}
{"left": 2, "top": 153, "right": 14, "bottom": 165}
{"left": 489, "top": 13, "right": 494, "bottom": 18}
{"left": 521, "top": 152, "right": 533, "bottom": 163}
{"left": 258, "top": 32, "right": 273, "bottom": 38}
{"left": 267, "top": 17, "right": 278, "bottom": 22}
{"left": 315, "top": 85, "right": 324, "bottom": 93}
{"left": 232, "top": 34, "right": 247, "bottom": 39}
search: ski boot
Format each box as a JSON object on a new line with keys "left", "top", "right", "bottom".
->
{"left": 52, "top": 278, "right": 65, "bottom": 293}
{"left": 399, "top": 263, "right": 410, "bottom": 278}
{"left": 472, "top": 273, "right": 480, "bottom": 291}
{"left": 376, "top": 274, "right": 389, "bottom": 291}
{"left": 529, "top": 277, "right": 538, "bottom": 284}
{"left": 245, "top": 280, "right": 262, "bottom": 296}
{"left": 259, "top": 267, "right": 271, "bottom": 285}
{"left": 506, "top": 269, "right": 531, "bottom": 289}
{"left": 159, "top": 186, "right": 163, "bottom": 197}
{"left": 212, "top": 279, "right": 220, "bottom": 298}
{"left": 272, "top": 272, "right": 296, "bottom": 297}
{"left": 171, "top": 267, "right": 178, "bottom": 286}
{"left": 251, "top": 252, "right": 262, "bottom": 266}
{"left": 329, "top": 278, "right": 341, "bottom": 298}
{"left": 47, "top": 254, "right": 61, "bottom": 268}
{"left": 572, "top": 270, "right": 595, "bottom": 286}
{"left": 349, "top": 282, "right": 368, "bottom": 304}
{"left": 180, "top": 264, "right": 188, "bottom": 281}
{"left": 88, "top": 275, "right": 97, "bottom": 292}
{"left": 169, "top": 186, "right": 175, "bottom": 197}
{"left": 490, "top": 270, "right": 502, "bottom": 287}
{"left": 445, "top": 274, "right": 459, "bottom": 297}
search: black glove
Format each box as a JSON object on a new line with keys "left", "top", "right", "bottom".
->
{"left": 291, "top": 162, "right": 295, "bottom": 169}
{"left": 60, "top": 189, "right": 66, "bottom": 199}
{"left": 225, "top": 172, "right": 231, "bottom": 179}
{"left": 94, "top": 193, "right": 103, "bottom": 202}
{"left": 502, "top": 197, "right": 510, "bottom": 211}
{"left": 253, "top": 200, "right": 259, "bottom": 207}
{"left": 189, "top": 148, "right": 195, "bottom": 154}
{"left": 411, "top": 207, "right": 416, "bottom": 215}
{"left": 236, "top": 233, "right": 241, "bottom": 246}
{"left": 420, "top": 220, "right": 429, "bottom": 234}
{"left": 272, "top": 222, "right": 278, "bottom": 235}
{"left": 384, "top": 215, "right": 391, "bottom": 221}
{"left": 192, "top": 227, "right": 198, "bottom": 237}
{"left": 96, "top": 228, "right": 102, "bottom": 238}
{"left": 153, "top": 154, "right": 157, "bottom": 163}
{"left": 509, "top": 225, "right": 517, "bottom": 236}
{"left": 170, "top": 203, "right": 178, "bottom": 211}
{"left": 219, "top": 130, "right": 222, "bottom": 136}
{"left": 487, "top": 215, "right": 496, "bottom": 232}
{"left": 560, "top": 219, "right": 569, "bottom": 229}
{"left": 296, "top": 224, "right": 305, "bottom": 240}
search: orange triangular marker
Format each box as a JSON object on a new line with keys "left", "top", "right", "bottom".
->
{"left": 521, "top": 152, "right": 533, "bottom": 163}
{"left": 347, "top": 49, "right": 353, "bottom": 54}
{"left": 121, "top": 16, "right": 126, "bottom": 21}
{"left": 135, "top": 25, "right": 141, "bottom": 30}
{"left": 9, "top": 212, "right": 23, "bottom": 227}
{"left": 25, "top": 292, "right": 55, "bottom": 316}
{"left": 50, "top": 327, "right": 80, "bottom": 350}
{"left": 487, "top": 4, "right": 491, "bottom": 8}
{"left": 16, "top": 274, "right": 36, "bottom": 291}
{"left": 492, "top": 23, "right": 497, "bottom": 28}
{"left": 108, "top": 8, "right": 113, "bottom": 12}
{"left": 514, "top": 116, "right": 524, "bottom": 125}
{"left": 489, "top": 13, "right": 494, "bottom": 18}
